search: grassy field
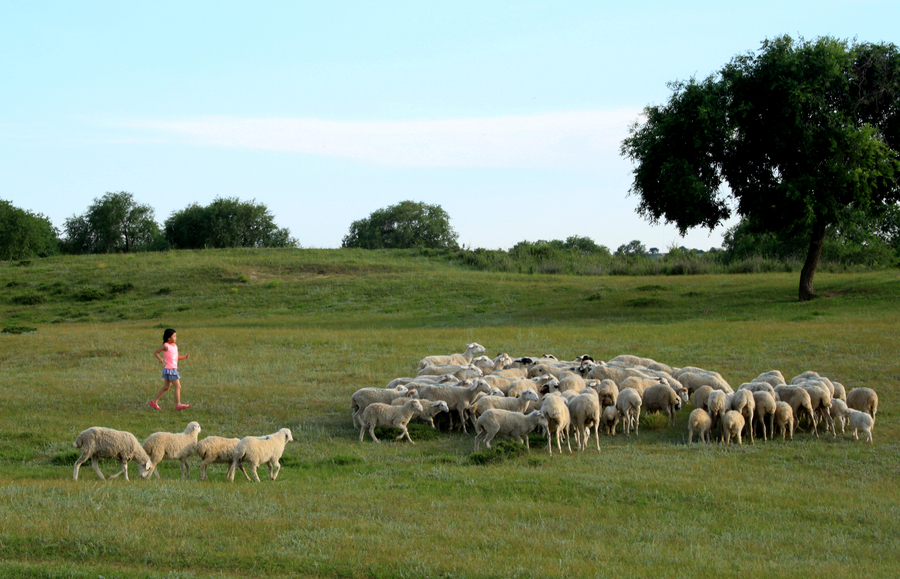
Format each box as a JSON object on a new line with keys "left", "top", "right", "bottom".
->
{"left": 1, "top": 249, "right": 898, "bottom": 578}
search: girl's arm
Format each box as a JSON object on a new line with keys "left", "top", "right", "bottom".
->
{"left": 155, "top": 344, "right": 167, "bottom": 363}
{"left": 178, "top": 353, "right": 191, "bottom": 360}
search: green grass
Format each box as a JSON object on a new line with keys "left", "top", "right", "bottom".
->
{"left": 1, "top": 249, "right": 899, "bottom": 578}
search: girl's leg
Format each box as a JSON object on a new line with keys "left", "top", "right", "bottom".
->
{"left": 172, "top": 379, "right": 182, "bottom": 406}
{"left": 153, "top": 380, "right": 171, "bottom": 403}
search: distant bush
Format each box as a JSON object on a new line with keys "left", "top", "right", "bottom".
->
{"left": 2, "top": 325, "right": 37, "bottom": 334}
{"left": 74, "top": 288, "right": 106, "bottom": 301}
{"left": 11, "top": 293, "right": 45, "bottom": 305}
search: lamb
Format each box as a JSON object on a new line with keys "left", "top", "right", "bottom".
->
{"left": 350, "top": 385, "right": 410, "bottom": 428}
{"left": 590, "top": 379, "right": 619, "bottom": 408}
{"left": 72, "top": 427, "right": 153, "bottom": 481}
{"left": 774, "top": 386, "right": 816, "bottom": 436}
{"left": 691, "top": 385, "right": 713, "bottom": 411}
{"left": 417, "top": 379, "right": 491, "bottom": 433}
{"left": 142, "top": 421, "right": 202, "bottom": 479}
{"left": 416, "top": 363, "right": 484, "bottom": 381}
{"left": 847, "top": 409, "right": 875, "bottom": 443}
{"left": 567, "top": 388, "right": 601, "bottom": 452}
{"left": 359, "top": 399, "right": 424, "bottom": 444}
{"left": 721, "top": 410, "right": 746, "bottom": 446}
{"left": 642, "top": 383, "right": 682, "bottom": 427}
{"left": 687, "top": 408, "right": 712, "bottom": 443}
{"left": 846, "top": 387, "right": 878, "bottom": 418}
{"left": 471, "top": 353, "right": 512, "bottom": 376}
{"left": 752, "top": 391, "right": 777, "bottom": 441}
{"left": 773, "top": 401, "right": 794, "bottom": 441}
{"left": 729, "top": 390, "right": 756, "bottom": 444}
{"left": 829, "top": 398, "right": 850, "bottom": 436}
{"left": 176, "top": 436, "right": 249, "bottom": 481}
{"left": 470, "top": 390, "right": 540, "bottom": 427}
{"left": 473, "top": 410, "right": 549, "bottom": 451}
{"left": 706, "top": 390, "right": 727, "bottom": 437}
{"left": 227, "top": 428, "right": 293, "bottom": 482}
{"left": 541, "top": 393, "right": 572, "bottom": 454}
{"left": 616, "top": 387, "right": 642, "bottom": 436}
{"left": 417, "top": 342, "right": 486, "bottom": 370}
{"left": 601, "top": 405, "right": 620, "bottom": 436}
{"left": 392, "top": 398, "right": 451, "bottom": 429}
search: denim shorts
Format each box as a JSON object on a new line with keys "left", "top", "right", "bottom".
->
{"left": 162, "top": 368, "right": 180, "bottom": 381}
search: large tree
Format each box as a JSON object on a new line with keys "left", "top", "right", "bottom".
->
{"left": 62, "top": 191, "right": 161, "bottom": 254}
{"left": 342, "top": 200, "right": 459, "bottom": 250}
{"left": 0, "top": 200, "right": 59, "bottom": 260}
{"left": 164, "top": 197, "right": 296, "bottom": 249}
{"left": 621, "top": 36, "right": 900, "bottom": 300}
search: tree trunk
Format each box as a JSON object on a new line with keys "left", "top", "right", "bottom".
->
{"left": 798, "top": 220, "right": 827, "bottom": 301}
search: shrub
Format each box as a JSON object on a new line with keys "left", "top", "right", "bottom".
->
{"left": 11, "top": 293, "right": 45, "bottom": 305}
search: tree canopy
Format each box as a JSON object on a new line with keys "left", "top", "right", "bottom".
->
{"left": 62, "top": 192, "right": 161, "bottom": 254}
{"left": 342, "top": 200, "right": 459, "bottom": 250}
{"left": 164, "top": 197, "right": 297, "bottom": 249}
{"left": 0, "top": 200, "right": 59, "bottom": 260}
{"left": 621, "top": 35, "right": 900, "bottom": 300}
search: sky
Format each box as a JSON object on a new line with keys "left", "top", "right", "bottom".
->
{"left": 2, "top": 1, "right": 898, "bottom": 251}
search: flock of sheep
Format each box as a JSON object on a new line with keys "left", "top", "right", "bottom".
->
{"left": 351, "top": 342, "right": 881, "bottom": 453}
{"left": 72, "top": 422, "right": 293, "bottom": 482}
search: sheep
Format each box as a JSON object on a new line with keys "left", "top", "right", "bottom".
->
{"left": 527, "top": 363, "right": 578, "bottom": 380}
{"left": 72, "top": 427, "right": 152, "bottom": 481}
{"left": 557, "top": 373, "right": 587, "bottom": 393}
{"left": 176, "top": 436, "right": 249, "bottom": 482}
{"left": 350, "top": 385, "right": 410, "bottom": 428}
{"left": 752, "top": 391, "right": 777, "bottom": 441}
{"left": 491, "top": 367, "right": 529, "bottom": 379}
{"left": 846, "top": 388, "right": 878, "bottom": 418}
{"left": 610, "top": 354, "right": 659, "bottom": 367}
{"left": 722, "top": 410, "right": 745, "bottom": 446}
{"left": 832, "top": 381, "right": 847, "bottom": 401}
{"left": 738, "top": 382, "right": 776, "bottom": 395}
{"left": 774, "top": 386, "right": 816, "bottom": 437}
{"left": 706, "top": 390, "right": 727, "bottom": 437}
{"left": 802, "top": 384, "right": 833, "bottom": 436}
{"left": 616, "top": 388, "right": 642, "bottom": 437}
{"left": 417, "top": 342, "right": 487, "bottom": 370}
{"left": 392, "top": 398, "right": 451, "bottom": 429}
{"left": 359, "top": 399, "right": 424, "bottom": 444}
{"left": 676, "top": 371, "right": 733, "bottom": 395}
{"left": 688, "top": 408, "right": 712, "bottom": 443}
{"left": 567, "top": 388, "right": 601, "bottom": 452}
{"left": 590, "top": 379, "right": 619, "bottom": 408}
{"left": 642, "top": 383, "right": 682, "bottom": 427}
{"left": 829, "top": 398, "right": 850, "bottom": 436}
{"left": 847, "top": 409, "right": 875, "bottom": 443}
{"left": 583, "top": 361, "right": 652, "bottom": 384}
{"left": 470, "top": 390, "right": 540, "bottom": 427}
{"left": 773, "top": 401, "right": 794, "bottom": 441}
{"left": 601, "top": 405, "right": 620, "bottom": 436}
{"left": 142, "top": 421, "right": 202, "bottom": 479}
{"left": 691, "top": 385, "right": 713, "bottom": 411}
{"left": 618, "top": 376, "right": 662, "bottom": 399}
{"left": 541, "top": 393, "right": 572, "bottom": 454}
{"left": 227, "top": 428, "right": 293, "bottom": 482}
{"left": 385, "top": 375, "right": 458, "bottom": 390}
{"left": 417, "top": 379, "right": 491, "bottom": 433}
{"left": 729, "top": 390, "right": 756, "bottom": 444}
{"left": 416, "top": 363, "right": 484, "bottom": 380}
{"left": 753, "top": 370, "right": 786, "bottom": 386}
{"left": 471, "top": 354, "right": 511, "bottom": 376}
{"left": 473, "top": 409, "right": 548, "bottom": 452}
{"left": 508, "top": 376, "right": 558, "bottom": 399}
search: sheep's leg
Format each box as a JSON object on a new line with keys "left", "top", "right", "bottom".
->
{"left": 108, "top": 460, "right": 128, "bottom": 480}
{"left": 73, "top": 452, "right": 94, "bottom": 481}
{"left": 249, "top": 463, "right": 261, "bottom": 483}
{"left": 368, "top": 425, "right": 380, "bottom": 443}
{"left": 482, "top": 430, "right": 495, "bottom": 449}
{"left": 396, "top": 426, "right": 416, "bottom": 444}
{"left": 270, "top": 460, "right": 281, "bottom": 481}
{"left": 564, "top": 426, "right": 572, "bottom": 453}
{"left": 181, "top": 460, "right": 190, "bottom": 480}
{"left": 359, "top": 425, "right": 366, "bottom": 442}
{"left": 200, "top": 459, "right": 212, "bottom": 481}
{"left": 473, "top": 432, "right": 484, "bottom": 452}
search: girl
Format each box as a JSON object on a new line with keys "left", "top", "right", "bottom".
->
{"left": 149, "top": 328, "right": 191, "bottom": 410}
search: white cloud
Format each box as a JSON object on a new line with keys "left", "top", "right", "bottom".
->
{"left": 116, "top": 109, "right": 642, "bottom": 169}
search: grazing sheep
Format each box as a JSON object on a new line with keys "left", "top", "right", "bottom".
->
{"left": 473, "top": 409, "right": 548, "bottom": 451}
{"left": 177, "top": 436, "right": 249, "bottom": 482}
{"left": 829, "top": 398, "right": 850, "bottom": 436}
{"left": 642, "top": 383, "right": 682, "bottom": 427}
{"left": 568, "top": 388, "right": 601, "bottom": 452}
{"left": 610, "top": 354, "right": 659, "bottom": 367}
{"left": 847, "top": 409, "right": 875, "bottom": 443}
{"left": 616, "top": 388, "right": 643, "bottom": 437}
{"left": 676, "top": 371, "right": 733, "bottom": 395}
{"left": 73, "top": 427, "right": 152, "bottom": 481}
{"left": 142, "top": 421, "right": 202, "bottom": 479}
{"left": 359, "top": 399, "right": 424, "bottom": 444}
{"left": 619, "top": 376, "right": 662, "bottom": 399}
{"left": 590, "top": 379, "right": 619, "bottom": 408}
{"left": 583, "top": 362, "right": 652, "bottom": 384}
{"left": 385, "top": 375, "right": 458, "bottom": 390}
{"left": 350, "top": 385, "right": 409, "bottom": 428}
{"left": 691, "top": 385, "right": 713, "bottom": 411}
{"left": 470, "top": 390, "right": 540, "bottom": 427}
{"left": 601, "top": 405, "right": 620, "bottom": 436}
{"left": 418, "top": 342, "right": 487, "bottom": 370}
{"left": 722, "top": 410, "right": 745, "bottom": 446}
{"left": 831, "top": 381, "right": 847, "bottom": 401}
{"left": 774, "top": 386, "right": 816, "bottom": 437}
{"left": 688, "top": 408, "right": 712, "bottom": 443}
{"left": 417, "top": 379, "right": 491, "bottom": 433}
{"left": 752, "top": 391, "right": 777, "bottom": 441}
{"left": 729, "top": 390, "right": 756, "bottom": 444}
{"left": 738, "top": 382, "right": 776, "bottom": 395}
{"left": 773, "top": 401, "right": 795, "bottom": 441}
{"left": 508, "top": 376, "right": 558, "bottom": 399}
{"left": 527, "top": 363, "right": 577, "bottom": 380}
{"left": 846, "top": 388, "right": 878, "bottom": 418}
{"left": 557, "top": 373, "right": 588, "bottom": 393}
{"left": 471, "top": 353, "right": 513, "bottom": 376}
{"left": 802, "top": 384, "right": 833, "bottom": 436}
{"left": 706, "top": 390, "right": 727, "bottom": 438}
{"left": 416, "top": 363, "right": 484, "bottom": 381}
{"left": 541, "top": 393, "right": 572, "bottom": 454}
{"left": 227, "top": 428, "right": 293, "bottom": 482}
{"left": 753, "top": 371, "right": 786, "bottom": 387}
{"left": 392, "top": 398, "right": 451, "bottom": 429}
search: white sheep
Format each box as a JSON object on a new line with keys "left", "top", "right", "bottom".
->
{"left": 350, "top": 385, "right": 409, "bottom": 428}
{"left": 752, "top": 391, "right": 776, "bottom": 441}
{"left": 469, "top": 389, "right": 540, "bottom": 427}
{"left": 567, "top": 388, "right": 601, "bottom": 452}
{"left": 847, "top": 409, "right": 875, "bottom": 443}
{"left": 829, "top": 398, "right": 850, "bottom": 436}
{"left": 177, "top": 436, "right": 249, "bottom": 481}
{"left": 416, "top": 363, "right": 484, "bottom": 380}
{"left": 802, "top": 384, "right": 833, "bottom": 436}
{"left": 773, "top": 401, "right": 794, "bottom": 441}
{"left": 618, "top": 376, "right": 661, "bottom": 399}
{"left": 832, "top": 381, "right": 847, "bottom": 401}
{"left": 642, "top": 383, "right": 682, "bottom": 427}
{"left": 774, "top": 386, "right": 817, "bottom": 437}
{"left": 391, "top": 397, "right": 451, "bottom": 429}
{"left": 72, "top": 427, "right": 152, "bottom": 481}
{"left": 471, "top": 353, "right": 513, "bottom": 375}
{"left": 676, "top": 371, "right": 733, "bottom": 395}
{"left": 722, "top": 410, "right": 745, "bottom": 446}
{"left": 417, "top": 379, "right": 491, "bottom": 433}
{"left": 691, "top": 385, "right": 713, "bottom": 411}
{"left": 753, "top": 370, "right": 786, "bottom": 386}
{"left": 359, "top": 399, "right": 424, "bottom": 444}
{"left": 541, "top": 393, "right": 572, "bottom": 454}
{"left": 687, "top": 408, "right": 712, "bottom": 443}
{"left": 729, "top": 390, "right": 756, "bottom": 444}
{"left": 417, "top": 343, "right": 487, "bottom": 370}
{"left": 846, "top": 387, "right": 878, "bottom": 418}
{"left": 616, "top": 388, "right": 642, "bottom": 437}
{"left": 226, "top": 428, "right": 293, "bottom": 483}
{"left": 142, "top": 421, "right": 202, "bottom": 479}
{"left": 706, "top": 390, "right": 727, "bottom": 437}
{"left": 601, "top": 405, "right": 620, "bottom": 436}
{"left": 473, "top": 409, "right": 548, "bottom": 451}
{"left": 590, "top": 379, "right": 619, "bottom": 408}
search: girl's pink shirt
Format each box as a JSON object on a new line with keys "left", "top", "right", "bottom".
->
{"left": 163, "top": 343, "right": 179, "bottom": 369}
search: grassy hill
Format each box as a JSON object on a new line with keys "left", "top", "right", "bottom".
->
{"left": 1, "top": 249, "right": 899, "bottom": 578}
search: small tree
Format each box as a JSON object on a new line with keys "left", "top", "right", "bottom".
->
{"left": 0, "top": 200, "right": 59, "bottom": 260}
{"left": 62, "top": 192, "right": 161, "bottom": 254}
{"left": 164, "top": 197, "right": 297, "bottom": 249}
{"left": 615, "top": 240, "right": 647, "bottom": 257}
{"left": 342, "top": 200, "right": 459, "bottom": 249}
